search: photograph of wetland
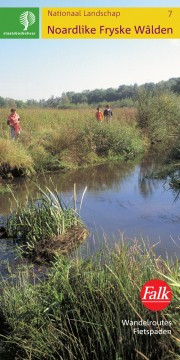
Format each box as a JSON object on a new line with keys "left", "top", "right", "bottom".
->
{"left": 0, "top": 0, "right": 179, "bottom": 359}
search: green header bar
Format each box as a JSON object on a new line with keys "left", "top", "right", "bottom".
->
{"left": 0, "top": 8, "right": 39, "bottom": 39}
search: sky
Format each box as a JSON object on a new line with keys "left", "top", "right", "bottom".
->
{"left": 0, "top": 0, "right": 180, "bottom": 100}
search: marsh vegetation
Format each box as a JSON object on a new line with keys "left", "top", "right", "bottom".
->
{"left": 0, "top": 89, "right": 179, "bottom": 182}
{"left": 0, "top": 86, "right": 179, "bottom": 359}
{"left": 0, "top": 107, "right": 144, "bottom": 177}
{"left": 0, "top": 241, "right": 179, "bottom": 360}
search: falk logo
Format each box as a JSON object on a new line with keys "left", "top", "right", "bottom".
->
{"left": 140, "top": 279, "right": 172, "bottom": 311}
{"left": 19, "top": 11, "right": 36, "bottom": 31}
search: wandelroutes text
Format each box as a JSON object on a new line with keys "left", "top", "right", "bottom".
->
{"left": 122, "top": 319, "right": 172, "bottom": 336}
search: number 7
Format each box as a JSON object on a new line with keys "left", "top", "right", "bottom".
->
{"left": 168, "top": 10, "right": 172, "bottom": 17}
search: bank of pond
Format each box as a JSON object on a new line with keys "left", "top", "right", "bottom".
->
{"left": 0, "top": 98, "right": 179, "bottom": 358}
{"left": 0, "top": 89, "right": 179, "bottom": 179}
{"left": 0, "top": 170, "right": 179, "bottom": 359}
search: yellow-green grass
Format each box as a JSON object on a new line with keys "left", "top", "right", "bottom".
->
{"left": 0, "top": 183, "right": 12, "bottom": 195}
{"left": 0, "top": 108, "right": 144, "bottom": 175}
{"left": 0, "top": 139, "right": 33, "bottom": 170}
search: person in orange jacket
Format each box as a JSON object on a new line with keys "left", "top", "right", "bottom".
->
{"left": 95, "top": 107, "right": 104, "bottom": 122}
{"left": 7, "top": 108, "right": 21, "bottom": 140}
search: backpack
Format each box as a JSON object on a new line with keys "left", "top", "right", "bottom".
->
{"left": 104, "top": 108, "right": 112, "bottom": 117}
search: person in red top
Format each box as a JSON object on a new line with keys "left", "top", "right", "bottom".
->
{"left": 7, "top": 108, "right": 21, "bottom": 140}
{"left": 95, "top": 107, "right": 104, "bottom": 122}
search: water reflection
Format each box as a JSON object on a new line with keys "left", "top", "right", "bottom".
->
{"left": 138, "top": 157, "right": 161, "bottom": 197}
{"left": 0, "top": 161, "right": 138, "bottom": 216}
{"left": 0, "top": 158, "right": 179, "bottom": 263}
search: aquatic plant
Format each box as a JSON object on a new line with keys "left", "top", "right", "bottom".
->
{"left": 6, "top": 185, "right": 87, "bottom": 260}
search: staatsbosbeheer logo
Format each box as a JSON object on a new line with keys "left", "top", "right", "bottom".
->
{"left": 140, "top": 279, "right": 172, "bottom": 311}
{"left": 0, "top": 8, "right": 39, "bottom": 39}
{"left": 19, "top": 11, "right": 36, "bottom": 31}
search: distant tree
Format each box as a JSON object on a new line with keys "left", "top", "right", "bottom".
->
{"left": 61, "top": 93, "right": 71, "bottom": 104}
{"left": 71, "top": 93, "right": 88, "bottom": 104}
{"left": 6, "top": 98, "right": 16, "bottom": 108}
{"left": 26, "top": 99, "right": 39, "bottom": 107}
{"left": 142, "top": 82, "right": 155, "bottom": 92}
{"left": 117, "top": 85, "right": 135, "bottom": 100}
{"left": 45, "top": 96, "right": 61, "bottom": 108}
{"left": 16, "top": 100, "right": 25, "bottom": 108}
{"left": 105, "top": 88, "right": 117, "bottom": 102}
{"left": 0, "top": 77, "right": 179, "bottom": 109}
{"left": 39, "top": 99, "right": 46, "bottom": 107}
{"left": 65, "top": 91, "right": 75, "bottom": 102}
{"left": 171, "top": 78, "right": 180, "bottom": 93}
{"left": 0, "top": 96, "right": 6, "bottom": 107}
{"left": 86, "top": 89, "right": 105, "bottom": 104}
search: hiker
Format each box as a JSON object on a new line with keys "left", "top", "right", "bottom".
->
{"left": 95, "top": 107, "right": 104, "bottom": 122}
{"left": 103, "top": 105, "right": 113, "bottom": 123}
{"left": 7, "top": 108, "right": 21, "bottom": 140}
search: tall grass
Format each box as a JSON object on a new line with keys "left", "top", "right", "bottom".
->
{"left": 6, "top": 185, "right": 83, "bottom": 258}
{"left": 0, "top": 139, "right": 33, "bottom": 176}
{"left": 0, "top": 240, "right": 179, "bottom": 359}
{"left": 0, "top": 108, "right": 144, "bottom": 175}
{"left": 0, "top": 91, "right": 179, "bottom": 176}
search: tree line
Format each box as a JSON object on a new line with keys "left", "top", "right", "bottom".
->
{"left": 0, "top": 77, "right": 179, "bottom": 109}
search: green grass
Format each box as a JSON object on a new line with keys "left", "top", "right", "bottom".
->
{"left": 0, "top": 91, "right": 179, "bottom": 177}
{"left": 0, "top": 108, "right": 144, "bottom": 176}
{"left": 0, "top": 240, "right": 179, "bottom": 359}
{"left": 6, "top": 185, "right": 84, "bottom": 260}
{"left": 0, "top": 138, "right": 34, "bottom": 177}
{"left": 0, "top": 183, "right": 12, "bottom": 195}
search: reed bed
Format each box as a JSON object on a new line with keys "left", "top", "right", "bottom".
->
{"left": 0, "top": 240, "right": 179, "bottom": 360}
{"left": 6, "top": 185, "right": 88, "bottom": 261}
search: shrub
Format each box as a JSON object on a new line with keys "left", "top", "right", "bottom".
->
{"left": 79, "top": 122, "right": 144, "bottom": 159}
{"left": 136, "top": 90, "right": 180, "bottom": 140}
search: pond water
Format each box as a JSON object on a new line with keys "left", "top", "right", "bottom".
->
{"left": 0, "top": 157, "right": 179, "bottom": 274}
